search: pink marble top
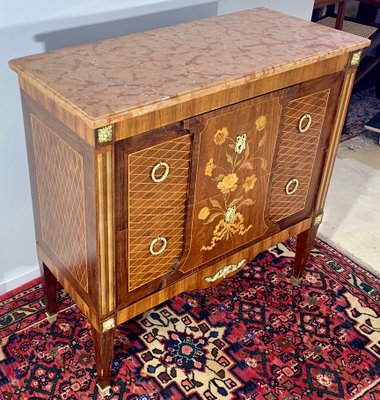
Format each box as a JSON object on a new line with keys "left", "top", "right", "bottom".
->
{"left": 10, "top": 7, "right": 369, "bottom": 127}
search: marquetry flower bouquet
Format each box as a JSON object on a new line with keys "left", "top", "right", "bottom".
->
{"left": 198, "top": 117, "right": 268, "bottom": 251}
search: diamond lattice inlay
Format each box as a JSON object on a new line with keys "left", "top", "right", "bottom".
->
{"left": 268, "top": 89, "right": 330, "bottom": 221}
{"left": 31, "top": 115, "right": 88, "bottom": 291}
{"left": 128, "top": 135, "right": 191, "bottom": 291}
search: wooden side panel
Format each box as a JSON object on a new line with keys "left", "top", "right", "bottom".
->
{"left": 30, "top": 114, "right": 89, "bottom": 292}
{"left": 268, "top": 88, "right": 330, "bottom": 221}
{"left": 21, "top": 92, "right": 99, "bottom": 317}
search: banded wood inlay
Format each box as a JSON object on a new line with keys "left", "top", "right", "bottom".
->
{"left": 268, "top": 89, "right": 330, "bottom": 221}
{"left": 97, "top": 150, "right": 114, "bottom": 314}
{"left": 127, "top": 135, "right": 191, "bottom": 291}
{"left": 31, "top": 115, "right": 88, "bottom": 291}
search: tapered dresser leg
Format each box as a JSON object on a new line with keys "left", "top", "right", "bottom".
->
{"left": 292, "top": 223, "right": 319, "bottom": 283}
{"left": 40, "top": 262, "right": 58, "bottom": 322}
{"left": 92, "top": 324, "right": 115, "bottom": 396}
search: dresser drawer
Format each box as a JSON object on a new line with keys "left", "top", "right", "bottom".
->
{"left": 268, "top": 73, "right": 343, "bottom": 223}
{"left": 116, "top": 127, "right": 192, "bottom": 303}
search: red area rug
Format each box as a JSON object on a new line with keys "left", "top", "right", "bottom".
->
{"left": 1, "top": 238, "right": 379, "bottom": 399}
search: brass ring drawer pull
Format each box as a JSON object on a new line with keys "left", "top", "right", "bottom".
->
{"left": 149, "top": 236, "right": 167, "bottom": 255}
{"left": 285, "top": 178, "right": 299, "bottom": 195}
{"left": 298, "top": 113, "right": 312, "bottom": 133}
{"left": 151, "top": 161, "right": 170, "bottom": 183}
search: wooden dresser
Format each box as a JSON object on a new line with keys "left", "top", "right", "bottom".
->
{"left": 9, "top": 8, "right": 369, "bottom": 395}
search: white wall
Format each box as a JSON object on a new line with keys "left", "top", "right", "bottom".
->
{"left": 0, "top": 0, "right": 313, "bottom": 294}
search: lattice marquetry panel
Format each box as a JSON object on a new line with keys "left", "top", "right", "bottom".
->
{"left": 31, "top": 115, "right": 88, "bottom": 291}
{"left": 268, "top": 89, "right": 330, "bottom": 221}
{"left": 128, "top": 135, "right": 191, "bottom": 291}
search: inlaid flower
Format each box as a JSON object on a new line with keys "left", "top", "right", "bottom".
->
{"left": 217, "top": 173, "right": 238, "bottom": 193}
{"left": 198, "top": 206, "right": 210, "bottom": 220}
{"left": 205, "top": 158, "right": 216, "bottom": 176}
{"left": 213, "top": 127, "right": 229, "bottom": 145}
{"left": 255, "top": 115, "right": 267, "bottom": 131}
{"left": 243, "top": 174, "right": 257, "bottom": 192}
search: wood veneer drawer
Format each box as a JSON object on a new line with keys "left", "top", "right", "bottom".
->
{"left": 116, "top": 128, "right": 192, "bottom": 303}
{"left": 267, "top": 73, "right": 343, "bottom": 223}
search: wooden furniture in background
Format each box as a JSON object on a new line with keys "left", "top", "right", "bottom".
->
{"left": 313, "top": 0, "right": 348, "bottom": 29}
{"left": 9, "top": 7, "right": 369, "bottom": 395}
{"left": 313, "top": 0, "right": 380, "bottom": 96}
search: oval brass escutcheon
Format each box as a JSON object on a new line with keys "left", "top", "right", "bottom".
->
{"left": 285, "top": 178, "right": 299, "bottom": 195}
{"left": 151, "top": 161, "right": 170, "bottom": 183}
{"left": 298, "top": 113, "right": 312, "bottom": 133}
{"left": 149, "top": 236, "right": 167, "bottom": 255}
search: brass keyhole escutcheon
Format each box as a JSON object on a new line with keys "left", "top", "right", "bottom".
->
{"left": 151, "top": 161, "right": 170, "bottom": 183}
{"left": 285, "top": 178, "right": 299, "bottom": 195}
{"left": 298, "top": 113, "right": 312, "bottom": 133}
{"left": 149, "top": 236, "right": 167, "bottom": 255}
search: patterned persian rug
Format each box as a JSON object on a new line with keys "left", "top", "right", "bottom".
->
{"left": 0, "top": 238, "right": 379, "bottom": 399}
{"left": 344, "top": 87, "right": 380, "bottom": 142}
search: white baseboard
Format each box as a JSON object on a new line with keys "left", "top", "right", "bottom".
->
{"left": 0, "top": 264, "right": 40, "bottom": 296}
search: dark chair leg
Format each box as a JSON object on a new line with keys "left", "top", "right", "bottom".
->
{"left": 92, "top": 325, "right": 115, "bottom": 396}
{"left": 40, "top": 262, "right": 58, "bottom": 322}
{"left": 293, "top": 224, "right": 319, "bottom": 282}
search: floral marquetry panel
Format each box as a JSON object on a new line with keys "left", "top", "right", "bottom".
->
{"left": 181, "top": 95, "right": 282, "bottom": 271}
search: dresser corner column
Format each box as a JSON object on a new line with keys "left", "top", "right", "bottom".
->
{"left": 94, "top": 125, "right": 117, "bottom": 391}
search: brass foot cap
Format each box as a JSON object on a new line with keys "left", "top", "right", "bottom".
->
{"left": 45, "top": 312, "right": 57, "bottom": 323}
{"left": 291, "top": 276, "right": 302, "bottom": 287}
{"left": 97, "top": 384, "right": 111, "bottom": 397}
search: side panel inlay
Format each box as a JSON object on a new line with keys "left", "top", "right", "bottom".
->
{"left": 31, "top": 114, "right": 88, "bottom": 291}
